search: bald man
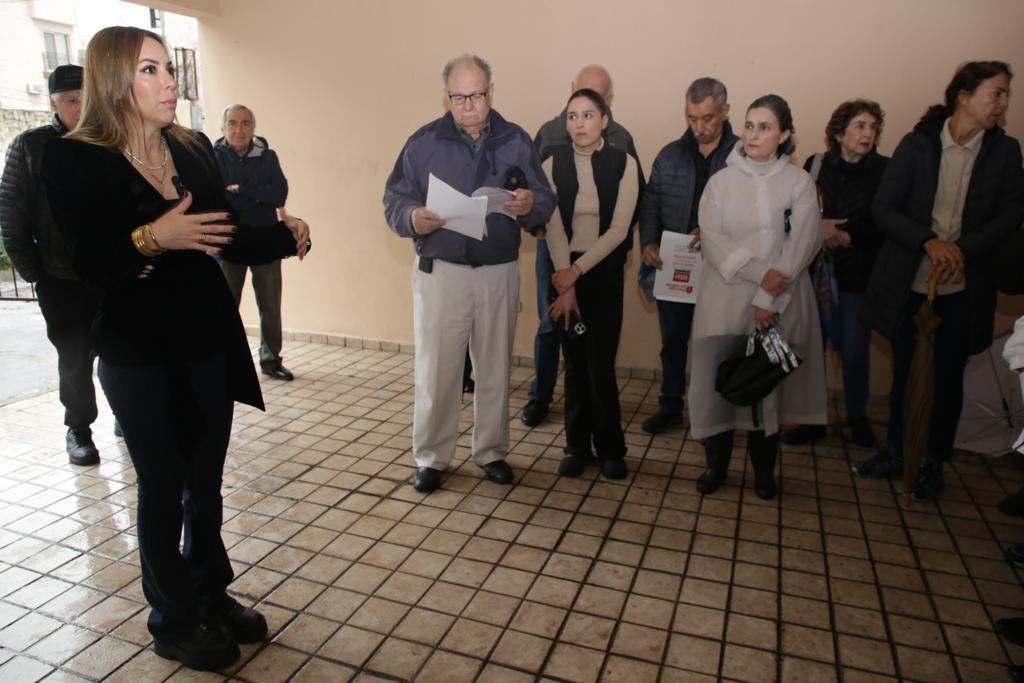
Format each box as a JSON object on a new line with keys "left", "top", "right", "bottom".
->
{"left": 521, "top": 65, "right": 641, "bottom": 428}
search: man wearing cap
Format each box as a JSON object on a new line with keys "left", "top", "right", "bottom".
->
{"left": 0, "top": 64, "right": 102, "bottom": 466}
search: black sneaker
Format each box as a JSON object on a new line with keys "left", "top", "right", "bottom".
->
{"left": 852, "top": 446, "right": 903, "bottom": 478}
{"left": 66, "top": 428, "right": 99, "bottom": 466}
{"left": 1005, "top": 543, "right": 1024, "bottom": 569}
{"left": 521, "top": 400, "right": 549, "bottom": 428}
{"left": 153, "top": 624, "right": 239, "bottom": 672}
{"left": 912, "top": 458, "right": 946, "bottom": 501}
{"left": 641, "top": 411, "right": 681, "bottom": 435}
{"left": 781, "top": 425, "right": 826, "bottom": 445}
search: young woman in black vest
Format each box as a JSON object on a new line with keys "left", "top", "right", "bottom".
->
{"left": 546, "top": 88, "right": 641, "bottom": 479}
{"left": 42, "top": 27, "right": 310, "bottom": 671}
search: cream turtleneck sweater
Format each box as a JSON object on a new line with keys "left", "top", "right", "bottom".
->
{"left": 541, "top": 140, "right": 640, "bottom": 274}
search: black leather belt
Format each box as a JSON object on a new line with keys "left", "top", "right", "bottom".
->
{"left": 419, "top": 256, "right": 482, "bottom": 272}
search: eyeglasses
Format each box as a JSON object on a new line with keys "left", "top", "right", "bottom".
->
{"left": 448, "top": 91, "right": 488, "bottom": 106}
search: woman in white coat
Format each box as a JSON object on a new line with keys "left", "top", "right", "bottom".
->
{"left": 688, "top": 94, "right": 827, "bottom": 500}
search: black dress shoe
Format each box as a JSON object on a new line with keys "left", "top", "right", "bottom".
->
{"left": 113, "top": 419, "right": 123, "bottom": 438}
{"left": 641, "top": 411, "right": 681, "bottom": 434}
{"left": 521, "top": 400, "right": 549, "bottom": 428}
{"left": 206, "top": 597, "right": 267, "bottom": 643}
{"left": 153, "top": 624, "right": 239, "bottom": 672}
{"left": 66, "top": 428, "right": 99, "bottom": 466}
{"left": 781, "top": 424, "right": 826, "bottom": 445}
{"left": 997, "top": 617, "right": 1024, "bottom": 647}
{"left": 412, "top": 467, "right": 442, "bottom": 493}
{"left": 463, "top": 377, "right": 475, "bottom": 394}
{"left": 262, "top": 364, "right": 295, "bottom": 381}
{"left": 481, "top": 460, "right": 514, "bottom": 485}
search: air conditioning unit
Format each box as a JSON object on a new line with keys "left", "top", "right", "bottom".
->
{"left": 26, "top": 83, "right": 47, "bottom": 95}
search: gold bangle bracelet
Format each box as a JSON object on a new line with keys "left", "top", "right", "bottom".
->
{"left": 143, "top": 223, "right": 166, "bottom": 253}
{"left": 132, "top": 226, "right": 159, "bottom": 257}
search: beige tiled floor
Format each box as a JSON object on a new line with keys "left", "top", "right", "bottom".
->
{"left": 1, "top": 339, "right": 1023, "bottom": 681}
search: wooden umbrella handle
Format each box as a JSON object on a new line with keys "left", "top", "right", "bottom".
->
{"left": 928, "top": 271, "right": 938, "bottom": 303}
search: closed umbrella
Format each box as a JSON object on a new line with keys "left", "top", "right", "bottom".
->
{"left": 901, "top": 277, "right": 941, "bottom": 507}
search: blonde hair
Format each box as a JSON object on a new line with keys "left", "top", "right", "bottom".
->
{"left": 71, "top": 26, "right": 201, "bottom": 154}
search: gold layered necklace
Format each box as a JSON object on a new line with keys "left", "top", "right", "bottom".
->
{"left": 125, "top": 139, "right": 169, "bottom": 187}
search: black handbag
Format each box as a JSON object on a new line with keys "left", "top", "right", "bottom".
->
{"left": 715, "top": 326, "right": 802, "bottom": 407}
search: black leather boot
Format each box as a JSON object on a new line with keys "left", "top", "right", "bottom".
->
{"left": 749, "top": 430, "right": 779, "bottom": 500}
{"left": 697, "top": 431, "right": 734, "bottom": 495}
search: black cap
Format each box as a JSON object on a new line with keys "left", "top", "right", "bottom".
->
{"left": 48, "top": 65, "right": 83, "bottom": 95}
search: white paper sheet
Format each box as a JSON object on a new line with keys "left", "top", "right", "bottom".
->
{"left": 471, "top": 186, "right": 516, "bottom": 218}
{"left": 653, "top": 231, "right": 703, "bottom": 304}
{"left": 426, "top": 173, "right": 488, "bottom": 240}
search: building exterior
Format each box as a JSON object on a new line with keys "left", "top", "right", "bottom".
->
{"left": 0, "top": 0, "right": 199, "bottom": 157}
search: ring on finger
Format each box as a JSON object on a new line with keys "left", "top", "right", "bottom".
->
{"left": 199, "top": 234, "right": 207, "bottom": 244}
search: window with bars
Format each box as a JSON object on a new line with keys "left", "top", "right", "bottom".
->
{"left": 42, "top": 31, "right": 71, "bottom": 71}
{"left": 174, "top": 47, "right": 198, "bottom": 101}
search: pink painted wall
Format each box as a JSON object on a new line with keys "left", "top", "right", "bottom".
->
{"left": 185, "top": 0, "right": 1024, "bottom": 391}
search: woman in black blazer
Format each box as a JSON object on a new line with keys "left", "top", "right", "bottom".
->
{"left": 43, "top": 27, "right": 309, "bottom": 672}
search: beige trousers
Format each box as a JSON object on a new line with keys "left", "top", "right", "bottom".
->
{"left": 412, "top": 258, "right": 519, "bottom": 470}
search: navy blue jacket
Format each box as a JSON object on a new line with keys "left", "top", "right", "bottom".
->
{"left": 213, "top": 135, "right": 288, "bottom": 228}
{"left": 383, "top": 110, "right": 556, "bottom": 265}
{"left": 639, "top": 122, "right": 738, "bottom": 249}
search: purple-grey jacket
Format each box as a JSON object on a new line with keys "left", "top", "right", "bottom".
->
{"left": 383, "top": 110, "right": 556, "bottom": 266}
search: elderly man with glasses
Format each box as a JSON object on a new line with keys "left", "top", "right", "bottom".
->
{"left": 384, "top": 54, "right": 556, "bottom": 493}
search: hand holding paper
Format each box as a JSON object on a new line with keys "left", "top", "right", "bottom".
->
{"left": 653, "top": 231, "right": 704, "bottom": 304}
{"left": 426, "top": 174, "right": 487, "bottom": 240}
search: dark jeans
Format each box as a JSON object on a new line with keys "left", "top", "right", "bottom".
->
{"left": 558, "top": 255, "right": 626, "bottom": 459}
{"left": 886, "top": 289, "right": 970, "bottom": 463}
{"left": 98, "top": 355, "right": 235, "bottom": 637}
{"left": 838, "top": 290, "right": 871, "bottom": 419}
{"left": 220, "top": 259, "right": 283, "bottom": 369}
{"left": 35, "top": 276, "right": 100, "bottom": 431}
{"left": 529, "top": 239, "right": 559, "bottom": 404}
{"left": 655, "top": 298, "right": 695, "bottom": 415}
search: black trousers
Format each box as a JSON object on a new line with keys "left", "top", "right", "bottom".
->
{"left": 558, "top": 255, "right": 626, "bottom": 460}
{"left": 886, "top": 289, "right": 971, "bottom": 462}
{"left": 98, "top": 354, "right": 235, "bottom": 637}
{"left": 34, "top": 276, "right": 100, "bottom": 431}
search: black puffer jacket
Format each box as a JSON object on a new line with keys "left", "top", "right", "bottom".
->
{"left": 639, "top": 122, "right": 737, "bottom": 249}
{"left": 0, "top": 114, "right": 75, "bottom": 281}
{"left": 863, "top": 116, "right": 1024, "bottom": 355}
{"left": 805, "top": 147, "right": 888, "bottom": 292}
